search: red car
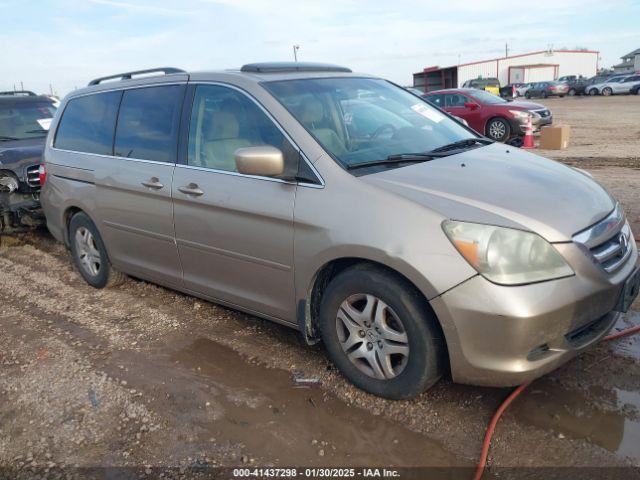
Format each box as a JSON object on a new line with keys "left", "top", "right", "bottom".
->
{"left": 423, "top": 88, "right": 552, "bottom": 142}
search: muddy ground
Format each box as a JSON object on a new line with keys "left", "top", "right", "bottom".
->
{"left": 1, "top": 98, "right": 639, "bottom": 479}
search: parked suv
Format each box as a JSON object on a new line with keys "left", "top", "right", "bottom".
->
{"left": 424, "top": 88, "right": 552, "bottom": 142}
{"left": 0, "top": 91, "right": 56, "bottom": 233}
{"left": 42, "top": 65, "right": 639, "bottom": 399}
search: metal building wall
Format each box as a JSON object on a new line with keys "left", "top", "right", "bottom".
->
{"left": 453, "top": 51, "right": 599, "bottom": 87}
{"left": 458, "top": 61, "right": 498, "bottom": 87}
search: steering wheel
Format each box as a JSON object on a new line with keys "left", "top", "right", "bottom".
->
{"left": 371, "top": 123, "right": 397, "bottom": 140}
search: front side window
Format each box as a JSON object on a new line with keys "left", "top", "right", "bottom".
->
{"left": 264, "top": 77, "right": 474, "bottom": 169}
{"left": 445, "top": 93, "right": 468, "bottom": 107}
{"left": 114, "top": 85, "right": 183, "bottom": 163}
{"left": 54, "top": 91, "right": 121, "bottom": 154}
{"left": 187, "top": 85, "right": 292, "bottom": 174}
{"left": 0, "top": 101, "right": 56, "bottom": 141}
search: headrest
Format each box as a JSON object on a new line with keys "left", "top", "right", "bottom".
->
{"left": 206, "top": 111, "right": 240, "bottom": 141}
{"left": 298, "top": 99, "right": 324, "bottom": 125}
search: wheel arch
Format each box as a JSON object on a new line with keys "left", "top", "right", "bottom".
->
{"left": 300, "top": 257, "right": 450, "bottom": 371}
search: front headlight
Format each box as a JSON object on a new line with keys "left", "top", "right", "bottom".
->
{"left": 442, "top": 221, "right": 574, "bottom": 285}
{"left": 509, "top": 110, "right": 531, "bottom": 121}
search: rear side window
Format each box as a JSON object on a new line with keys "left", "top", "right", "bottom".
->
{"left": 54, "top": 91, "right": 121, "bottom": 155}
{"left": 114, "top": 85, "right": 183, "bottom": 163}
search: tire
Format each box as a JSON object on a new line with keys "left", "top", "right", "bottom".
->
{"left": 485, "top": 117, "right": 511, "bottom": 142}
{"left": 602, "top": 87, "right": 612, "bottom": 96}
{"left": 318, "top": 264, "right": 445, "bottom": 400}
{"left": 524, "top": 91, "right": 531, "bottom": 99}
{"left": 541, "top": 91, "right": 548, "bottom": 99}
{"left": 568, "top": 89, "right": 576, "bottom": 96}
{"left": 589, "top": 88, "right": 598, "bottom": 96}
{"left": 559, "top": 94, "right": 565, "bottom": 98}
{"left": 69, "top": 212, "right": 126, "bottom": 288}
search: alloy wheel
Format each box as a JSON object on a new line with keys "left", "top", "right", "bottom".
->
{"left": 75, "top": 227, "right": 101, "bottom": 277}
{"left": 335, "top": 294, "right": 409, "bottom": 380}
{"left": 488, "top": 120, "right": 506, "bottom": 140}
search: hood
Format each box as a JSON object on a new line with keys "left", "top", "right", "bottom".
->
{"left": 502, "top": 100, "right": 545, "bottom": 111}
{"left": 0, "top": 138, "right": 45, "bottom": 176}
{"left": 361, "top": 143, "right": 615, "bottom": 242}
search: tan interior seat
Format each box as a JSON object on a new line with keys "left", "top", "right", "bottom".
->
{"left": 203, "top": 111, "right": 251, "bottom": 171}
{"left": 298, "top": 99, "right": 348, "bottom": 157}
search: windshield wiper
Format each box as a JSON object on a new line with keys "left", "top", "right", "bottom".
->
{"left": 347, "top": 152, "right": 450, "bottom": 170}
{"left": 429, "top": 137, "right": 493, "bottom": 153}
{"left": 25, "top": 129, "right": 48, "bottom": 134}
{"left": 0, "top": 135, "right": 19, "bottom": 141}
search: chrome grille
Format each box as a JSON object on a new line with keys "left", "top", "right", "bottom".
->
{"left": 26, "top": 165, "right": 40, "bottom": 188}
{"left": 573, "top": 205, "right": 632, "bottom": 273}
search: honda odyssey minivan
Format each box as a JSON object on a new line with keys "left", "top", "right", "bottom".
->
{"left": 41, "top": 64, "right": 639, "bottom": 399}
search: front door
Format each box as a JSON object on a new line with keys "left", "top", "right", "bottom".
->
{"left": 96, "top": 84, "right": 185, "bottom": 287}
{"left": 172, "top": 84, "right": 298, "bottom": 322}
{"left": 445, "top": 93, "right": 483, "bottom": 132}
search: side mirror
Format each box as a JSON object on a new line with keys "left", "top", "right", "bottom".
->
{"left": 464, "top": 102, "right": 479, "bottom": 110}
{"left": 235, "top": 146, "right": 284, "bottom": 177}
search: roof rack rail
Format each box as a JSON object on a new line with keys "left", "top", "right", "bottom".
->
{"left": 88, "top": 67, "right": 186, "bottom": 86}
{"left": 240, "top": 62, "right": 352, "bottom": 73}
{"left": 0, "top": 90, "right": 37, "bottom": 96}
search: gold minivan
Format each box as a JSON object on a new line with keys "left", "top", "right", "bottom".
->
{"left": 41, "top": 64, "right": 639, "bottom": 399}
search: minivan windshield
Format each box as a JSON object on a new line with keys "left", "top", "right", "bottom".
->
{"left": 264, "top": 77, "right": 476, "bottom": 169}
{"left": 0, "top": 101, "right": 56, "bottom": 141}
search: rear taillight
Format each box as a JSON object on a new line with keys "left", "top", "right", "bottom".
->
{"left": 38, "top": 164, "right": 47, "bottom": 186}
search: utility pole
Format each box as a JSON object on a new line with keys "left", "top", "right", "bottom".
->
{"left": 293, "top": 44, "right": 300, "bottom": 62}
{"left": 505, "top": 43, "right": 509, "bottom": 58}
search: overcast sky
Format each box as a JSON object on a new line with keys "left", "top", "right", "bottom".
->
{"left": 1, "top": 0, "right": 638, "bottom": 96}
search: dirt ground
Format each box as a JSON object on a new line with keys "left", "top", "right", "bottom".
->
{"left": 1, "top": 97, "right": 639, "bottom": 479}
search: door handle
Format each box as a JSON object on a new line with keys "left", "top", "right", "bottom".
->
{"left": 178, "top": 183, "right": 204, "bottom": 197}
{"left": 142, "top": 177, "right": 164, "bottom": 190}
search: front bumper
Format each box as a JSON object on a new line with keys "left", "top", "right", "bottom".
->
{"left": 511, "top": 115, "right": 552, "bottom": 135}
{"left": 430, "top": 240, "right": 638, "bottom": 387}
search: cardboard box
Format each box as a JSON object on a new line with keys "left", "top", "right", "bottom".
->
{"left": 540, "top": 125, "right": 571, "bottom": 150}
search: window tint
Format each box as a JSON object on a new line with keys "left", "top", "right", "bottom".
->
{"left": 114, "top": 85, "right": 183, "bottom": 163}
{"left": 445, "top": 93, "right": 467, "bottom": 107}
{"left": 188, "top": 85, "right": 291, "bottom": 174}
{"left": 54, "top": 91, "right": 121, "bottom": 155}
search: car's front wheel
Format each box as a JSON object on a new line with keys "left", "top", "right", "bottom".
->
{"left": 602, "top": 87, "right": 612, "bottom": 96}
{"left": 524, "top": 91, "right": 531, "bottom": 99}
{"left": 589, "top": 88, "right": 598, "bottom": 96}
{"left": 568, "top": 88, "right": 576, "bottom": 96}
{"left": 69, "top": 212, "right": 125, "bottom": 288}
{"left": 318, "top": 265, "right": 445, "bottom": 400}
{"left": 486, "top": 117, "right": 511, "bottom": 142}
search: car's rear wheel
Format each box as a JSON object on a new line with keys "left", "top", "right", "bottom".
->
{"left": 524, "top": 91, "right": 531, "bottom": 99}
{"left": 602, "top": 87, "right": 612, "bottom": 96}
{"left": 486, "top": 118, "right": 511, "bottom": 142}
{"left": 541, "top": 91, "right": 548, "bottom": 98}
{"left": 318, "top": 265, "right": 445, "bottom": 400}
{"left": 69, "top": 212, "right": 125, "bottom": 289}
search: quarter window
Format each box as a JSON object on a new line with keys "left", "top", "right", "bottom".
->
{"left": 54, "top": 91, "right": 121, "bottom": 155}
{"left": 114, "top": 85, "right": 183, "bottom": 163}
{"left": 187, "top": 85, "right": 292, "bottom": 175}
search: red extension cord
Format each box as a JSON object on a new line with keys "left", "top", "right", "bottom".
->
{"left": 473, "top": 236, "right": 640, "bottom": 480}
